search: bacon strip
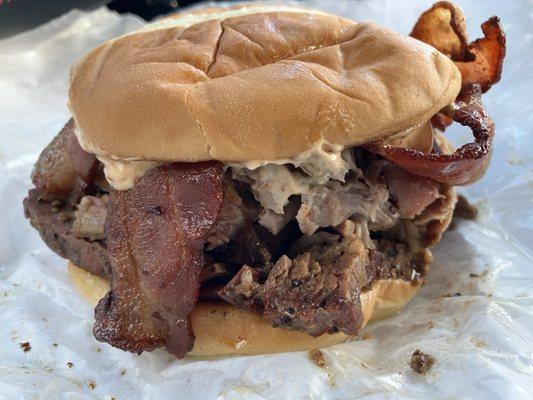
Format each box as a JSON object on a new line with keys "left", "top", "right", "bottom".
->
{"left": 365, "top": 84, "right": 494, "bottom": 185}
{"left": 365, "top": 3, "right": 505, "bottom": 186}
{"left": 411, "top": 1, "right": 506, "bottom": 93}
{"left": 93, "top": 162, "right": 223, "bottom": 358}
{"left": 455, "top": 17, "right": 506, "bottom": 93}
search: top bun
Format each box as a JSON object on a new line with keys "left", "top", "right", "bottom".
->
{"left": 69, "top": 4, "right": 460, "bottom": 163}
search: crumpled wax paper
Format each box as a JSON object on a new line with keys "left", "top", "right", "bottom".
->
{"left": 0, "top": 1, "right": 531, "bottom": 399}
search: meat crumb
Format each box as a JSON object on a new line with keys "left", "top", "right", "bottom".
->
{"left": 308, "top": 349, "right": 336, "bottom": 387}
{"left": 410, "top": 349, "right": 436, "bottom": 374}
{"left": 472, "top": 337, "right": 488, "bottom": 348}
{"left": 19, "top": 342, "right": 31, "bottom": 352}
{"left": 454, "top": 195, "right": 478, "bottom": 220}
{"left": 52, "top": 343, "right": 58, "bottom": 347}
{"left": 87, "top": 380, "right": 97, "bottom": 390}
{"left": 470, "top": 270, "right": 488, "bottom": 278}
{"left": 67, "top": 362, "right": 74, "bottom": 368}
{"left": 309, "top": 349, "right": 326, "bottom": 368}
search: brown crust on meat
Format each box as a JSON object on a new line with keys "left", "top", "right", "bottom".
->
{"left": 69, "top": 262, "right": 421, "bottom": 356}
{"left": 69, "top": 4, "right": 460, "bottom": 163}
{"left": 24, "top": 189, "right": 111, "bottom": 278}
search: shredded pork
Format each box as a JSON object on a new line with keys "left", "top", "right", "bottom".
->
{"left": 232, "top": 150, "right": 400, "bottom": 236}
{"left": 72, "top": 195, "right": 108, "bottom": 241}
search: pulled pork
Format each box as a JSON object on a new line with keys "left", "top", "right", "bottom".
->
{"left": 232, "top": 152, "right": 403, "bottom": 236}
{"left": 72, "top": 195, "right": 108, "bottom": 241}
{"left": 230, "top": 149, "right": 449, "bottom": 241}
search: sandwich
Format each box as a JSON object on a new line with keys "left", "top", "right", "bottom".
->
{"left": 24, "top": 2, "right": 505, "bottom": 358}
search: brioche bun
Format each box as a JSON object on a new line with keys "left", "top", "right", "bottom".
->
{"left": 69, "top": 4, "right": 460, "bottom": 163}
{"left": 68, "top": 262, "right": 421, "bottom": 357}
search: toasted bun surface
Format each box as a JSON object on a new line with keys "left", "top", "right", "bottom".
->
{"left": 69, "top": 4, "right": 461, "bottom": 163}
{"left": 68, "top": 262, "right": 420, "bottom": 357}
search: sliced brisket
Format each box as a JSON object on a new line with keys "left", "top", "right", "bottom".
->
{"left": 219, "top": 232, "right": 431, "bottom": 337}
{"left": 23, "top": 190, "right": 111, "bottom": 278}
{"left": 31, "top": 119, "right": 98, "bottom": 202}
{"left": 220, "top": 235, "right": 369, "bottom": 336}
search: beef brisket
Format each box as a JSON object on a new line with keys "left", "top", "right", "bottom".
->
{"left": 31, "top": 119, "right": 97, "bottom": 202}
{"left": 23, "top": 190, "right": 111, "bottom": 278}
{"left": 262, "top": 236, "right": 367, "bottom": 336}
{"left": 206, "top": 180, "right": 245, "bottom": 249}
{"left": 219, "top": 232, "right": 431, "bottom": 337}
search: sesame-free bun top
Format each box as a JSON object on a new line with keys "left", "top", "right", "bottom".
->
{"left": 69, "top": 3, "right": 461, "bottom": 163}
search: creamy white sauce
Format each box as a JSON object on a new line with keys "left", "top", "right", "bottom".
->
{"left": 74, "top": 126, "right": 159, "bottom": 190}
{"left": 229, "top": 139, "right": 349, "bottom": 184}
{"left": 75, "top": 123, "right": 422, "bottom": 191}
{"left": 97, "top": 156, "right": 159, "bottom": 191}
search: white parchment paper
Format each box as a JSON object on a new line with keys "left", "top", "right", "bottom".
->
{"left": 0, "top": 1, "right": 532, "bottom": 399}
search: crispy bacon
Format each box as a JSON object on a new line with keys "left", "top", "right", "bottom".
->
{"left": 365, "top": 3, "right": 506, "bottom": 186}
{"left": 93, "top": 162, "right": 223, "bottom": 358}
{"left": 32, "top": 119, "right": 97, "bottom": 201}
{"left": 366, "top": 84, "right": 494, "bottom": 185}
{"left": 411, "top": 1, "right": 506, "bottom": 92}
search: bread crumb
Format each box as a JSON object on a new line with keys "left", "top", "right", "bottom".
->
{"left": 309, "top": 349, "right": 326, "bottom": 368}
{"left": 410, "top": 349, "right": 435, "bottom": 374}
{"left": 87, "top": 380, "right": 97, "bottom": 390}
{"left": 362, "top": 332, "right": 374, "bottom": 340}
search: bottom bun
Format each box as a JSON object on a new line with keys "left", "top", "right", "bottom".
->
{"left": 68, "top": 262, "right": 421, "bottom": 357}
